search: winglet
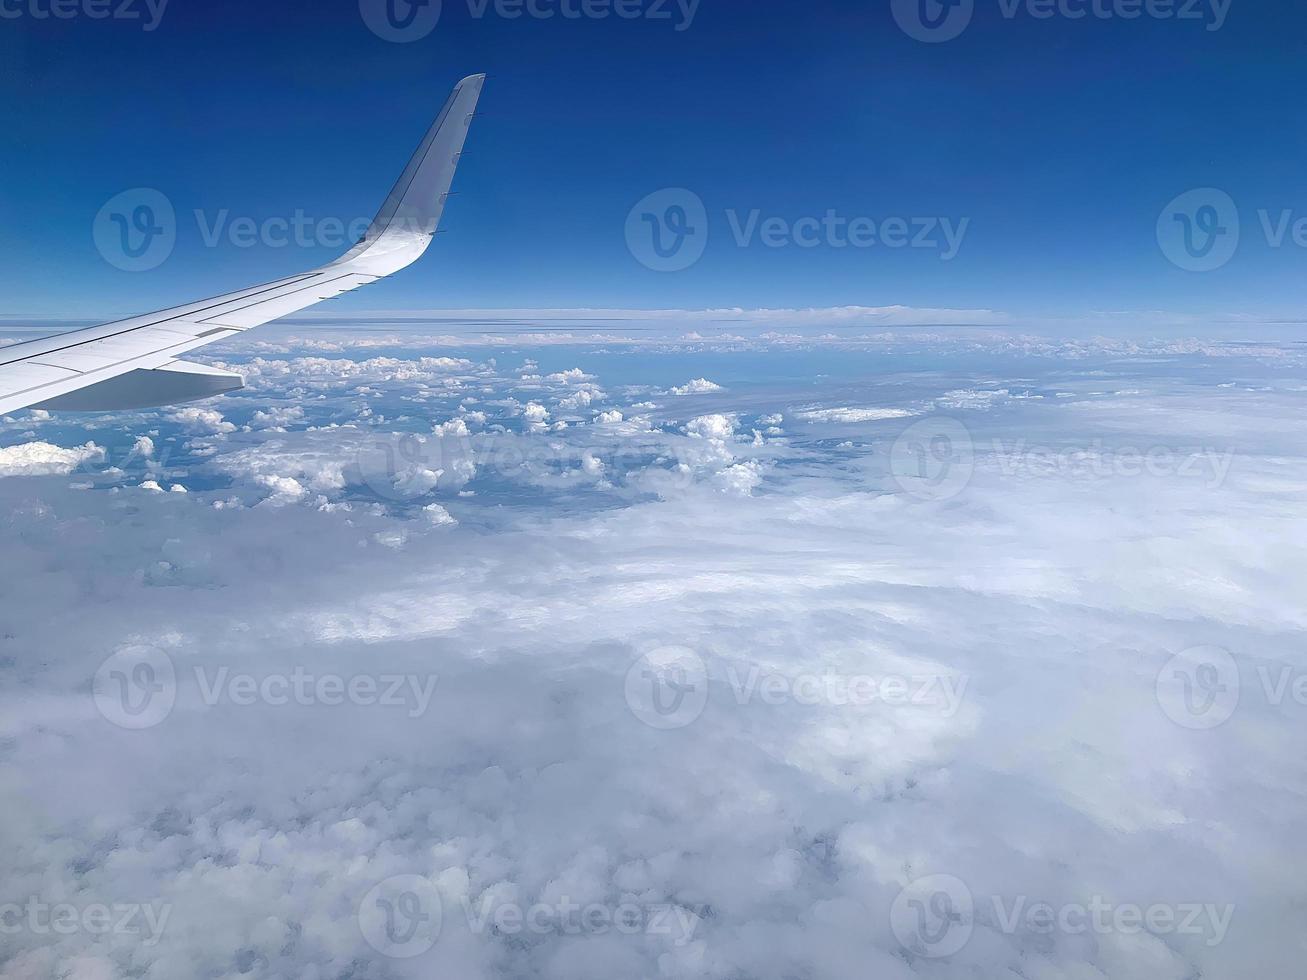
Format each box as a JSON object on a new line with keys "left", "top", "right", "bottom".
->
{"left": 334, "top": 73, "right": 485, "bottom": 271}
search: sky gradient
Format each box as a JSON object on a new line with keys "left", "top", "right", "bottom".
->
{"left": 3, "top": 0, "right": 1307, "bottom": 325}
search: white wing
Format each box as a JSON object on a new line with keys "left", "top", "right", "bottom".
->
{"left": 0, "top": 73, "right": 486, "bottom": 415}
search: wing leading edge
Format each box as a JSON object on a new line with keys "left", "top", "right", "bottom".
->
{"left": 0, "top": 73, "right": 486, "bottom": 415}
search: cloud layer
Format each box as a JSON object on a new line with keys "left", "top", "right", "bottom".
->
{"left": 1, "top": 333, "right": 1304, "bottom": 979}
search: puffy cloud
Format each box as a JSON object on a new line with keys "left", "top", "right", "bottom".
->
{"left": 168, "top": 407, "right": 236, "bottom": 434}
{"left": 522, "top": 402, "right": 550, "bottom": 422}
{"left": 423, "top": 502, "right": 458, "bottom": 526}
{"left": 545, "top": 368, "right": 591, "bottom": 383}
{"left": 256, "top": 474, "right": 309, "bottom": 505}
{"left": 250, "top": 405, "right": 306, "bottom": 430}
{"left": 0, "top": 440, "right": 103, "bottom": 477}
{"left": 715, "top": 460, "right": 764, "bottom": 495}
{"left": 435, "top": 418, "right": 471, "bottom": 438}
{"left": 685, "top": 414, "right": 736, "bottom": 441}
{"left": 1, "top": 335, "right": 1303, "bottom": 980}
{"left": 670, "top": 378, "right": 724, "bottom": 395}
{"left": 558, "top": 387, "right": 605, "bottom": 411}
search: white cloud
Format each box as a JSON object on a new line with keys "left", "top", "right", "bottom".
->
{"left": 0, "top": 441, "right": 103, "bottom": 477}
{"left": 671, "top": 378, "right": 724, "bottom": 396}
{"left": 256, "top": 474, "right": 308, "bottom": 505}
{"left": 685, "top": 414, "right": 736, "bottom": 441}
{"left": 1, "top": 337, "right": 1303, "bottom": 980}
{"left": 423, "top": 503, "right": 458, "bottom": 526}
{"left": 796, "top": 407, "right": 917, "bottom": 423}
{"left": 250, "top": 405, "right": 306, "bottom": 430}
{"left": 545, "top": 368, "right": 591, "bottom": 383}
{"left": 169, "top": 407, "right": 236, "bottom": 434}
{"left": 716, "top": 460, "right": 764, "bottom": 495}
{"left": 435, "top": 418, "right": 471, "bottom": 438}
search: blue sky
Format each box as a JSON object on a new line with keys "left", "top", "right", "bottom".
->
{"left": 3, "top": 0, "right": 1307, "bottom": 323}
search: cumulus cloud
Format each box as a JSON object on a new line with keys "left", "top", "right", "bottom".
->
{"left": 423, "top": 502, "right": 458, "bottom": 526}
{"left": 168, "top": 407, "right": 236, "bottom": 434}
{"left": 684, "top": 413, "right": 736, "bottom": 441}
{"left": 671, "top": 378, "right": 724, "bottom": 396}
{"left": 0, "top": 334, "right": 1303, "bottom": 980}
{"left": 256, "top": 474, "right": 309, "bottom": 505}
{"left": 250, "top": 405, "right": 306, "bottom": 430}
{"left": 0, "top": 440, "right": 103, "bottom": 477}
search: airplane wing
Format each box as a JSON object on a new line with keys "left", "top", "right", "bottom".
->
{"left": 0, "top": 73, "right": 486, "bottom": 415}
